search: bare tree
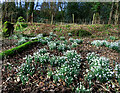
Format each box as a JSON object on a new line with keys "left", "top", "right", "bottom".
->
{"left": 114, "top": 2, "right": 119, "bottom": 25}
{"left": 25, "top": 2, "right": 29, "bottom": 22}
{"left": 29, "top": 2, "right": 34, "bottom": 23}
{"left": 108, "top": 2, "right": 114, "bottom": 24}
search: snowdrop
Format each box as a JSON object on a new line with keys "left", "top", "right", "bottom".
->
{"left": 50, "top": 50, "right": 81, "bottom": 85}
{"left": 17, "top": 55, "right": 35, "bottom": 84}
{"left": 86, "top": 52, "right": 114, "bottom": 83}
{"left": 71, "top": 42, "right": 78, "bottom": 48}
{"left": 49, "top": 32, "right": 54, "bottom": 36}
{"left": 60, "top": 36, "right": 65, "bottom": 40}
{"left": 17, "top": 38, "right": 26, "bottom": 45}
{"left": 57, "top": 43, "right": 67, "bottom": 52}
{"left": 69, "top": 38, "right": 74, "bottom": 42}
{"left": 48, "top": 41, "right": 57, "bottom": 50}
{"left": 36, "top": 34, "right": 43, "bottom": 38}
{"left": 75, "top": 82, "right": 90, "bottom": 93}
{"left": 114, "top": 63, "right": 120, "bottom": 79}
{"left": 91, "top": 40, "right": 120, "bottom": 52}
{"left": 68, "top": 33, "right": 72, "bottom": 36}
{"left": 75, "top": 39, "right": 83, "bottom": 44}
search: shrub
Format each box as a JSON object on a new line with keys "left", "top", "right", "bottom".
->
{"left": 53, "top": 28, "right": 62, "bottom": 32}
{"left": 15, "top": 16, "right": 27, "bottom": 31}
{"left": 71, "top": 29, "right": 92, "bottom": 37}
{"left": 2, "top": 21, "right": 14, "bottom": 37}
{"left": 91, "top": 35, "right": 96, "bottom": 38}
{"left": 66, "top": 25, "right": 70, "bottom": 28}
{"left": 79, "top": 29, "right": 92, "bottom": 37}
{"left": 103, "top": 24, "right": 112, "bottom": 29}
{"left": 109, "top": 36, "right": 116, "bottom": 40}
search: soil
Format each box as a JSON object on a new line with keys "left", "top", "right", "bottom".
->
{"left": 1, "top": 24, "right": 120, "bottom": 93}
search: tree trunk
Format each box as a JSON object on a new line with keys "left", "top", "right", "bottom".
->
{"left": 114, "top": 2, "right": 119, "bottom": 25}
{"left": 2, "top": 2, "right": 9, "bottom": 24}
{"left": 29, "top": 2, "right": 34, "bottom": 22}
{"left": 20, "top": 0, "right": 22, "bottom": 8}
{"left": 92, "top": 13, "right": 96, "bottom": 24}
{"left": 92, "top": 13, "right": 100, "bottom": 24}
{"left": 31, "top": 12, "right": 33, "bottom": 23}
{"left": 51, "top": 14, "right": 53, "bottom": 25}
{"left": 0, "top": 4, "right": 2, "bottom": 28}
{"left": 108, "top": 3, "right": 114, "bottom": 24}
{"left": 72, "top": 14, "right": 74, "bottom": 24}
{"left": 25, "top": 2, "right": 29, "bottom": 22}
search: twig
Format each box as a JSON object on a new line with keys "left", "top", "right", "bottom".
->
{"left": 96, "top": 84, "right": 112, "bottom": 93}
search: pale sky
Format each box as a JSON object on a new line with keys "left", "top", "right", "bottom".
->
{"left": 0, "top": 0, "right": 119, "bottom": 3}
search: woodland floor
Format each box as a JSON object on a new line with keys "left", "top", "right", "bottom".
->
{"left": 1, "top": 23, "right": 120, "bottom": 93}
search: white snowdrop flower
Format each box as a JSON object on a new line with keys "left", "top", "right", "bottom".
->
{"left": 89, "top": 75, "right": 92, "bottom": 77}
{"left": 74, "top": 75, "right": 76, "bottom": 77}
{"left": 99, "top": 75, "right": 101, "bottom": 78}
{"left": 86, "top": 69, "right": 89, "bottom": 73}
{"left": 89, "top": 80, "right": 92, "bottom": 84}
{"left": 112, "top": 84, "right": 115, "bottom": 88}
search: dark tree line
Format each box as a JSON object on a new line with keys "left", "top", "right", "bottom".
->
{"left": 1, "top": 1, "right": 120, "bottom": 24}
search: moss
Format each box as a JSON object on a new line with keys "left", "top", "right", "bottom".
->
{"left": 71, "top": 29, "right": 92, "bottom": 37}
{"left": 91, "top": 35, "right": 96, "bottom": 38}
{"left": 21, "top": 23, "right": 28, "bottom": 28}
{"left": 103, "top": 24, "right": 112, "bottom": 29}
{"left": 0, "top": 53, "right": 2, "bottom": 60}
{"left": 0, "top": 40, "right": 38, "bottom": 59}
{"left": 15, "top": 23, "right": 28, "bottom": 31}
{"left": 2, "top": 21, "right": 14, "bottom": 37}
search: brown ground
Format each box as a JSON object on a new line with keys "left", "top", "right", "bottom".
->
{"left": 1, "top": 23, "right": 120, "bottom": 93}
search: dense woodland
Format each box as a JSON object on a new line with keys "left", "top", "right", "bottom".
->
{"left": 1, "top": 2, "right": 120, "bottom": 24}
